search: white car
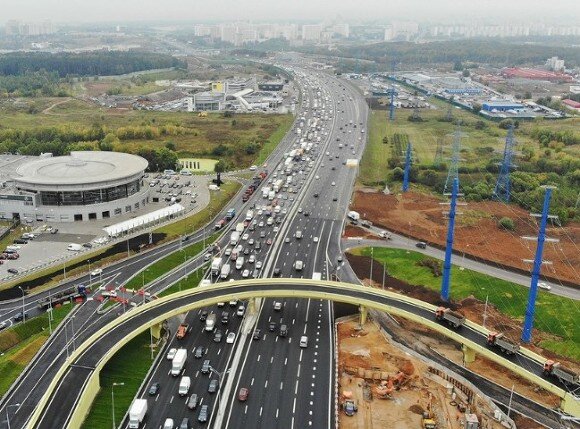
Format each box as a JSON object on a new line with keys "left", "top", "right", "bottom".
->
{"left": 313, "top": 237, "right": 319, "bottom": 243}
{"left": 90, "top": 268, "right": 103, "bottom": 276}
{"left": 236, "top": 305, "right": 245, "bottom": 316}
{"left": 242, "top": 233, "right": 249, "bottom": 241}
{"left": 166, "top": 348, "right": 177, "bottom": 360}
{"left": 255, "top": 261, "right": 263, "bottom": 269}
{"left": 331, "top": 181, "right": 336, "bottom": 186}
{"left": 248, "top": 254, "right": 256, "bottom": 264}
{"left": 273, "top": 226, "right": 279, "bottom": 233}
{"left": 538, "top": 282, "right": 552, "bottom": 290}
{"left": 242, "top": 269, "right": 250, "bottom": 278}
{"left": 298, "top": 207, "right": 303, "bottom": 213}
{"left": 258, "top": 221, "right": 264, "bottom": 228}
{"left": 249, "top": 165, "right": 257, "bottom": 171}
{"left": 273, "top": 302, "right": 282, "bottom": 311}
{"left": 315, "top": 175, "right": 320, "bottom": 180}
{"left": 226, "top": 332, "right": 236, "bottom": 344}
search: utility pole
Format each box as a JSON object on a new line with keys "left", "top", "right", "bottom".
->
{"left": 493, "top": 124, "right": 516, "bottom": 203}
{"left": 521, "top": 186, "right": 558, "bottom": 343}
{"left": 111, "top": 382, "right": 124, "bottom": 429}
{"left": 402, "top": 142, "right": 412, "bottom": 192}
{"left": 440, "top": 178, "right": 465, "bottom": 301}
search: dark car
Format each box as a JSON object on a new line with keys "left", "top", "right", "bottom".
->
{"left": 194, "top": 346, "right": 205, "bottom": 358}
{"left": 416, "top": 241, "right": 427, "bottom": 249}
{"left": 213, "top": 330, "right": 223, "bottom": 343}
{"left": 332, "top": 197, "right": 338, "bottom": 201}
{"left": 7, "top": 268, "right": 19, "bottom": 275}
{"left": 187, "top": 393, "right": 198, "bottom": 410}
{"left": 148, "top": 382, "right": 160, "bottom": 395}
{"left": 198, "top": 404, "right": 209, "bottom": 423}
{"left": 252, "top": 329, "right": 262, "bottom": 340}
{"left": 313, "top": 193, "right": 319, "bottom": 198}
{"left": 180, "top": 417, "right": 191, "bottom": 429}
{"left": 268, "top": 321, "right": 276, "bottom": 332}
{"left": 303, "top": 211, "right": 310, "bottom": 217}
{"left": 208, "top": 379, "right": 218, "bottom": 393}
{"left": 238, "top": 387, "right": 249, "bottom": 401}
{"left": 279, "top": 324, "right": 288, "bottom": 337}
{"left": 273, "top": 268, "right": 281, "bottom": 277}
{"left": 243, "top": 248, "right": 250, "bottom": 255}
{"left": 82, "top": 242, "right": 93, "bottom": 248}
{"left": 13, "top": 312, "right": 27, "bottom": 322}
{"left": 344, "top": 400, "right": 358, "bottom": 416}
{"left": 199, "top": 310, "right": 208, "bottom": 321}
{"left": 13, "top": 239, "right": 27, "bottom": 245}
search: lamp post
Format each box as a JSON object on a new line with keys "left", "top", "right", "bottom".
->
{"left": 6, "top": 403, "right": 21, "bottom": 429}
{"left": 111, "top": 382, "right": 124, "bottom": 429}
{"left": 17, "top": 286, "right": 25, "bottom": 323}
{"left": 88, "top": 259, "right": 92, "bottom": 287}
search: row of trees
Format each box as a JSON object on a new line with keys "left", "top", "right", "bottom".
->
{"left": 0, "top": 51, "right": 186, "bottom": 77}
{"left": 0, "top": 70, "right": 70, "bottom": 97}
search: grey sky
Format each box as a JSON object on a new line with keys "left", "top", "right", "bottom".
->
{"left": 1, "top": 0, "right": 577, "bottom": 24}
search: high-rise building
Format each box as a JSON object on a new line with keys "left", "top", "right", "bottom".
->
{"left": 302, "top": 24, "right": 323, "bottom": 42}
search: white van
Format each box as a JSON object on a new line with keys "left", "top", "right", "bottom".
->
{"left": 235, "top": 257, "right": 245, "bottom": 270}
{"left": 179, "top": 376, "right": 191, "bottom": 396}
{"left": 67, "top": 243, "right": 82, "bottom": 252}
{"left": 299, "top": 336, "right": 308, "bottom": 348}
{"left": 163, "top": 418, "right": 174, "bottom": 429}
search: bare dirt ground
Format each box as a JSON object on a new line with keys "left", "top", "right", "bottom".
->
{"left": 351, "top": 189, "right": 579, "bottom": 286}
{"left": 337, "top": 318, "right": 506, "bottom": 429}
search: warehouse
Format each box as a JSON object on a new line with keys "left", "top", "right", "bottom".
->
{"left": 0, "top": 151, "right": 149, "bottom": 222}
{"left": 481, "top": 101, "right": 525, "bottom": 112}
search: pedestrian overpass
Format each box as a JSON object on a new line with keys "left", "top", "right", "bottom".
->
{"left": 29, "top": 279, "right": 579, "bottom": 428}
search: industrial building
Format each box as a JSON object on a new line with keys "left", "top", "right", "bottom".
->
{"left": 0, "top": 151, "right": 149, "bottom": 223}
{"left": 481, "top": 101, "right": 525, "bottom": 112}
{"left": 258, "top": 81, "right": 285, "bottom": 91}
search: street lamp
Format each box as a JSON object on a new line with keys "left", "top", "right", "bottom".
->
{"left": 17, "top": 286, "right": 25, "bottom": 323}
{"left": 111, "top": 382, "right": 124, "bottom": 429}
{"left": 6, "top": 403, "right": 21, "bottom": 429}
{"left": 88, "top": 259, "right": 92, "bottom": 287}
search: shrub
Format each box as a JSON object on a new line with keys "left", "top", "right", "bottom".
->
{"left": 498, "top": 217, "right": 515, "bottom": 231}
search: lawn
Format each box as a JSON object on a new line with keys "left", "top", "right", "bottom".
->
{"left": 0, "top": 304, "right": 73, "bottom": 396}
{"left": 81, "top": 332, "right": 159, "bottom": 429}
{"left": 158, "top": 265, "right": 206, "bottom": 297}
{"left": 350, "top": 247, "right": 580, "bottom": 361}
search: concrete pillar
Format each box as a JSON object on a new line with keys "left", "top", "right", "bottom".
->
{"left": 462, "top": 344, "right": 476, "bottom": 364}
{"left": 359, "top": 305, "right": 368, "bottom": 326}
{"left": 247, "top": 298, "right": 260, "bottom": 315}
{"left": 150, "top": 322, "right": 163, "bottom": 341}
{"left": 561, "top": 393, "right": 580, "bottom": 419}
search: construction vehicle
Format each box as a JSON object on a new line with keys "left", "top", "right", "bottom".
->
{"left": 435, "top": 307, "right": 465, "bottom": 329}
{"left": 374, "top": 371, "right": 407, "bottom": 399}
{"left": 543, "top": 360, "right": 580, "bottom": 385}
{"left": 422, "top": 411, "right": 437, "bottom": 429}
{"left": 486, "top": 332, "right": 519, "bottom": 355}
{"left": 176, "top": 323, "right": 189, "bottom": 340}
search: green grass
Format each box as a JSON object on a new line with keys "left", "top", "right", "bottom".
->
{"left": 0, "top": 305, "right": 73, "bottom": 396}
{"left": 350, "top": 247, "right": 580, "bottom": 361}
{"left": 158, "top": 265, "right": 206, "bottom": 297}
{"left": 154, "top": 181, "right": 241, "bottom": 240}
{"left": 124, "top": 232, "right": 219, "bottom": 290}
{"left": 254, "top": 114, "right": 294, "bottom": 166}
{"left": 359, "top": 110, "right": 390, "bottom": 185}
{"left": 81, "top": 332, "right": 159, "bottom": 429}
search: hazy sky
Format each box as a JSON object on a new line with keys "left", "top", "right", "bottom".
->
{"left": 1, "top": 0, "right": 578, "bottom": 23}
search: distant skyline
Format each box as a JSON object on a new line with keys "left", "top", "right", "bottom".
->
{"left": 1, "top": 0, "right": 578, "bottom": 24}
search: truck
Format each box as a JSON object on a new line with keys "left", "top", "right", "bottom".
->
{"left": 312, "top": 272, "right": 322, "bottom": 281}
{"left": 128, "top": 399, "right": 148, "bottom": 428}
{"left": 273, "top": 179, "right": 284, "bottom": 193}
{"left": 347, "top": 211, "right": 360, "bottom": 222}
{"left": 176, "top": 323, "right": 189, "bottom": 340}
{"left": 205, "top": 313, "right": 217, "bottom": 332}
{"left": 220, "top": 263, "right": 231, "bottom": 279}
{"left": 171, "top": 348, "right": 187, "bottom": 376}
{"left": 262, "top": 187, "right": 271, "bottom": 198}
{"left": 211, "top": 257, "right": 223, "bottom": 276}
{"left": 235, "top": 223, "right": 244, "bottom": 233}
{"left": 225, "top": 208, "right": 236, "bottom": 220}
{"left": 543, "top": 360, "right": 580, "bottom": 385}
{"left": 434, "top": 307, "right": 465, "bottom": 329}
{"left": 486, "top": 332, "right": 519, "bottom": 355}
{"left": 230, "top": 231, "right": 240, "bottom": 246}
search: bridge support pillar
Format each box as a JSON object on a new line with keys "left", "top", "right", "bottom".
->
{"left": 150, "top": 322, "right": 164, "bottom": 341}
{"left": 462, "top": 344, "right": 476, "bottom": 364}
{"left": 247, "top": 298, "right": 261, "bottom": 315}
{"left": 561, "top": 393, "right": 580, "bottom": 419}
{"left": 359, "top": 306, "right": 368, "bottom": 326}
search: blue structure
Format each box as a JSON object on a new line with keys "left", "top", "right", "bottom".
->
{"left": 522, "top": 187, "right": 555, "bottom": 343}
{"left": 444, "top": 129, "right": 461, "bottom": 194}
{"left": 481, "top": 101, "right": 524, "bottom": 112}
{"left": 441, "top": 177, "right": 459, "bottom": 301}
{"left": 493, "top": 125, "right": 516, "bottom": 203}
{"left": 402, "top": 143, "right": 412, "bottom": 192}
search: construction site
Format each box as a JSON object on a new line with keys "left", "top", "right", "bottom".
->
{"left": 336, "top": 317, "right": 510, "bottom": 429}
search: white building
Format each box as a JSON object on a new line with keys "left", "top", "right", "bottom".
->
{"left": 546, "top": 56, "right": 565, "bottom": 72}
{"left": 302, "top": 24, "right": 323, "bottom": 42}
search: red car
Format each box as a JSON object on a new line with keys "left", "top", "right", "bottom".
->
{"left": 266, "top": 239, "right": 272, "bottom": 245}
{"left": 238, "top": 387, "right": 249, "bottom": 401}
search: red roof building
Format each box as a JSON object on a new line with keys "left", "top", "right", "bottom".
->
{"left": 501, "top": 67, "right": 573, "bottom": 82}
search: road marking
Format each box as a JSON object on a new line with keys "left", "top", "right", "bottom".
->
{"left": 251, "top": 377, "right": 254, "bottom": 386}
{"left": 257, "top": 354, "right": 260, "bottom": 362}
{"left": 170, "top": 395, "right": 174, "bottom": 404}
{"left": 260, "top": 407, "right": 263, "bottom": 416}
{"left": 265, "top": 380, "right": 268, "bottom": 388}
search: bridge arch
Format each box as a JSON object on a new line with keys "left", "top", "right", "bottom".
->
{"left": 29, "top": 279, "right": 577, "bottom": 428}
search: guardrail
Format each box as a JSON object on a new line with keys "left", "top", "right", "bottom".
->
{"left": 26, "top": 279, "right": 578, "bottom": 428}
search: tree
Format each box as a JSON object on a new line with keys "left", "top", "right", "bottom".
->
{"left": 165, "top": 141, "right": 176, "bottom": 151}
{"left": 462, "top": 69, "right": 470, "bottom": 77}
{"left": 214, "top": 160, "right": 227, "bottom": 174}
{"left": 498, "top": 217, "right": 515, "bottom": 231}
{"left": 382, "top": 136, "right": 389, "bottom": 144}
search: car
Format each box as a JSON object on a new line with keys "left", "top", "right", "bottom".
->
{"left": 7, "top": 268, "right": 19, "bottom": 274}
{"left": 313, "top": 236, "right": 319, "bottom": 243}
{"left": 260, "top": 231, "right": 266, "bottom": 238}
{"left": 187, "top": 393, "right": 198, "bottom": 410}
{"left": 90, "top": 268, "right": 103, "bottom": 276}
{"left": 194, "top": 346, "right": 205, "bottom": 358}
{"left": 343, "top": 400, "right": 358, "bottom": 416}
{"left": 248, "top": 238, "right": 255, "bottom": 246}
{"left": 331, "top": 181, "right": 336, "bottom": 186}
{"left": 82, "top": 242, "right": 93, "bottom": 248}
{"left": 538, "top": 282, "right": 552, "bottom": 290}
{"left": 166, "top": 348, "right": 177, "bottom": 360}
{"left": 179, "top": 417, "right": 191, "bottom": 429}
{"left": 332, "top": 197, "right": 338, "bottom": 201}
{"left": 273, "top": 301, "right": 282, "bottom": 311}
{"left": 217, "top": 302, "right": 225, "bottom": 307}
{"left": 213, "top": 330, "right": 223, "bottom": 343}
{"left": 242, "top": 233, "right": 249, "bottom": 241}
{"left": 298, "top": 207, "right": 303, "bottom": 213}
{"left": 331, "top": 166, "right": 336, "bottom": 171}
{"left": 226, "top": 332, "right": 236, "bottom": 344}
{"left": 163, "top": 419, "right": 174, "bottom": 429}
{"left": 224, "top": 248, "right": 232, "bottom": 256}
{"left": 255, "top": 241, "right": 262, "bottom": 250}
{"left": 255, "top": 261, "right": 263, "bottom": 269}
{"left": 273, "top": 268, "right": 281, "bottom": 277}
{"left": 299, "top": 336, "right": 308, "bottom": 348}
{"left": 203, "top": 252, "right": 212, "bottom": 261}
{"left": 279, "top": 324, "right": 288, "bottom": 337}
{"left": 238, "top": 387, "right": 249, "bottom": 402}
{"left": 148, "top": 382, "right": 160, "bottom": 395}
{"left": 253, "top": 329, "right": 262, "bottom": 340}
{"left": 243, "top": 247, "right": 250, "bottom": 255}
{"left": 284, "top": 237, "right": 290, "bottom": 243}
{"left": 242, "top": 269, "right": 250, "bottom": 278}
{"left": 208, "top": 379, "right": 218, "bottom": 393}
{"left": 13, "top": 312, "right": 27, "bottom": 322}
{"left": 0, "top": 321, "right": 7, "bottom": 332}
{"left": 313, "top": 193, "right": 319, "bottom": 198}
{"left": 337, "top": 255, "right": 343, "bottom": 263}
{"left": 248, "top": 254, "right": 255, "bottom": 264}
{"left": 199, "top": 310, "right": 208, "bottom": 321}
{"left": 416, "top": 241, "right": 427, "bottom": 249}
{"left": 304, "top": 211, "right": 310, "bottom": 217}
{"left": 236, "top": 305, "right": 245, "bottom": 316}
{"left": 258, "top": 221, "right": 264, "bottom": 228}
{"left": 50, "top": 228, "right": 58, "bottom": 234}
{"left": 249, "top": 165, "right": 257, "bottom": 171}
{"left": 229, "top": 299, "right": 238, "bottom": 307}
{"left": 198, "top": 404, "right": 209, "bottom": 423}
{"left": 268, "top": 321, "right": 276, "bottom": 332}
{"left": 201, "top": 360, "right": 211, "bottom": 374}
{"left": 266, "top": 239, "right": 272, "bottom": 245}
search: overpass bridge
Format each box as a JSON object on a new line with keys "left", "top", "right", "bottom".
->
{"left": 28, "top": 279, "right": 579, "bottom": 428}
